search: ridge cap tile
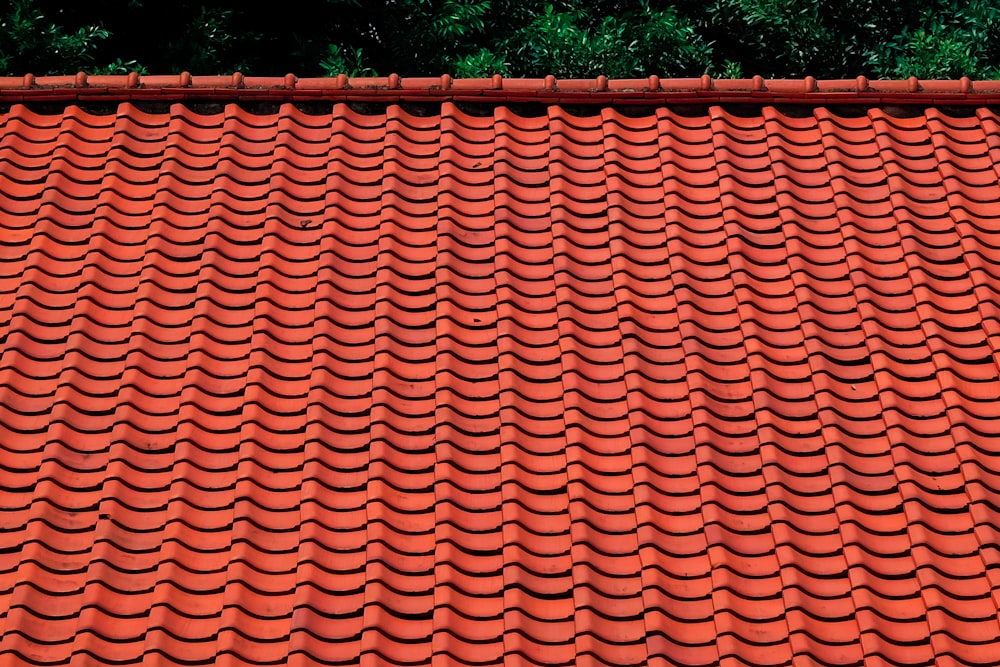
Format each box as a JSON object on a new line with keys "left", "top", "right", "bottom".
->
{"left": 6, "top": 73, "right": 1000, "bottom": 105}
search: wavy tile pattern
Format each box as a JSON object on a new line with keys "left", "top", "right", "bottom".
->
{"left": 2, "top": 101, "right": 1000, "bottom": 666}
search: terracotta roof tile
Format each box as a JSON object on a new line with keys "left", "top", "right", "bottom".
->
{"left": 3, "top": 78, "right": 1000, "bottom": 665}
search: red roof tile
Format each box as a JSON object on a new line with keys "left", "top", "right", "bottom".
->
{"left": 2, "top": 77, "right": 1000, "bottom": 666}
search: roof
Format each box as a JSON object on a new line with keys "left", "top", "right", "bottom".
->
{"left": 1, "top": 76, "right": 1000, "bottom": 667}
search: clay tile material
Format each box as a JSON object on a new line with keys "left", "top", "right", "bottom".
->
{"left": 8, "top": 74, "right": 1000, "bottom": 106}
{"left": 2, "top": 75, "right": 1000, "bottom": 667}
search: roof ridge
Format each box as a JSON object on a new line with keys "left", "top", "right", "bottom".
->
{"left": 3, "top": 72, "right": 1000, "bottom": 105}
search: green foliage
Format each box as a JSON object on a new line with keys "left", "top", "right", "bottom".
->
{"left": 477, "top": 2, "right": 710, "bottom": 78}
{"left": 715, "top": 59, "right": 744, "bottom": 79}
{"left": 636, "top": 3, "right": 711, "bottom": 75}
{"left": 506, "top": 5, "right": 589, "bottom": 77}
{"left": 703, "top": 0, "right": 866, "bottom": 77}
{"left": 319, "top": 44, "right": 375, "bottom": 77}
{"left": 2, "top": 0, "right": 999, "bottom": 79}
{"left": 0, "top": 0, "right": 109, "bottom": 74}
{"left": 432, "top": 0, "right": 490, "bottom": 38}
{"left": 867, "top": 0, "right": 1000, "bottom": 78}
{"left": 91, "top": 57, "right": 146, "bottom": 75}
{"left": 380, "top": 0, "right": 493, "bottom": 73}
{"left": 699, "top": 0, "right": 1000, "bottom": 79}
{"left": 166, "top": 6, "right": 241, "bottom": 73}
{"left": 453, "top": 48, "right": 510, "bottom": 78}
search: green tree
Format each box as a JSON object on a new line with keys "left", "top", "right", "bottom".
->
{"left": 453, "top": 2, "right": 710, "bottom": 78}
{"left": 0, "top": 0, "right": 109, "bottom": 74}
{"left": 702, "top": 0, "right": 1000, "bottom": 79}
{"left": 2, "top": 0, "right": 1000, "bottom": 79}
{"left": 867, "top": 0, "right": 1000, "bottom": 79}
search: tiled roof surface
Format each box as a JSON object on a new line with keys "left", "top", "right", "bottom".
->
{"left": 2, "top": 82, "right": 1000, "bottom": 666}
